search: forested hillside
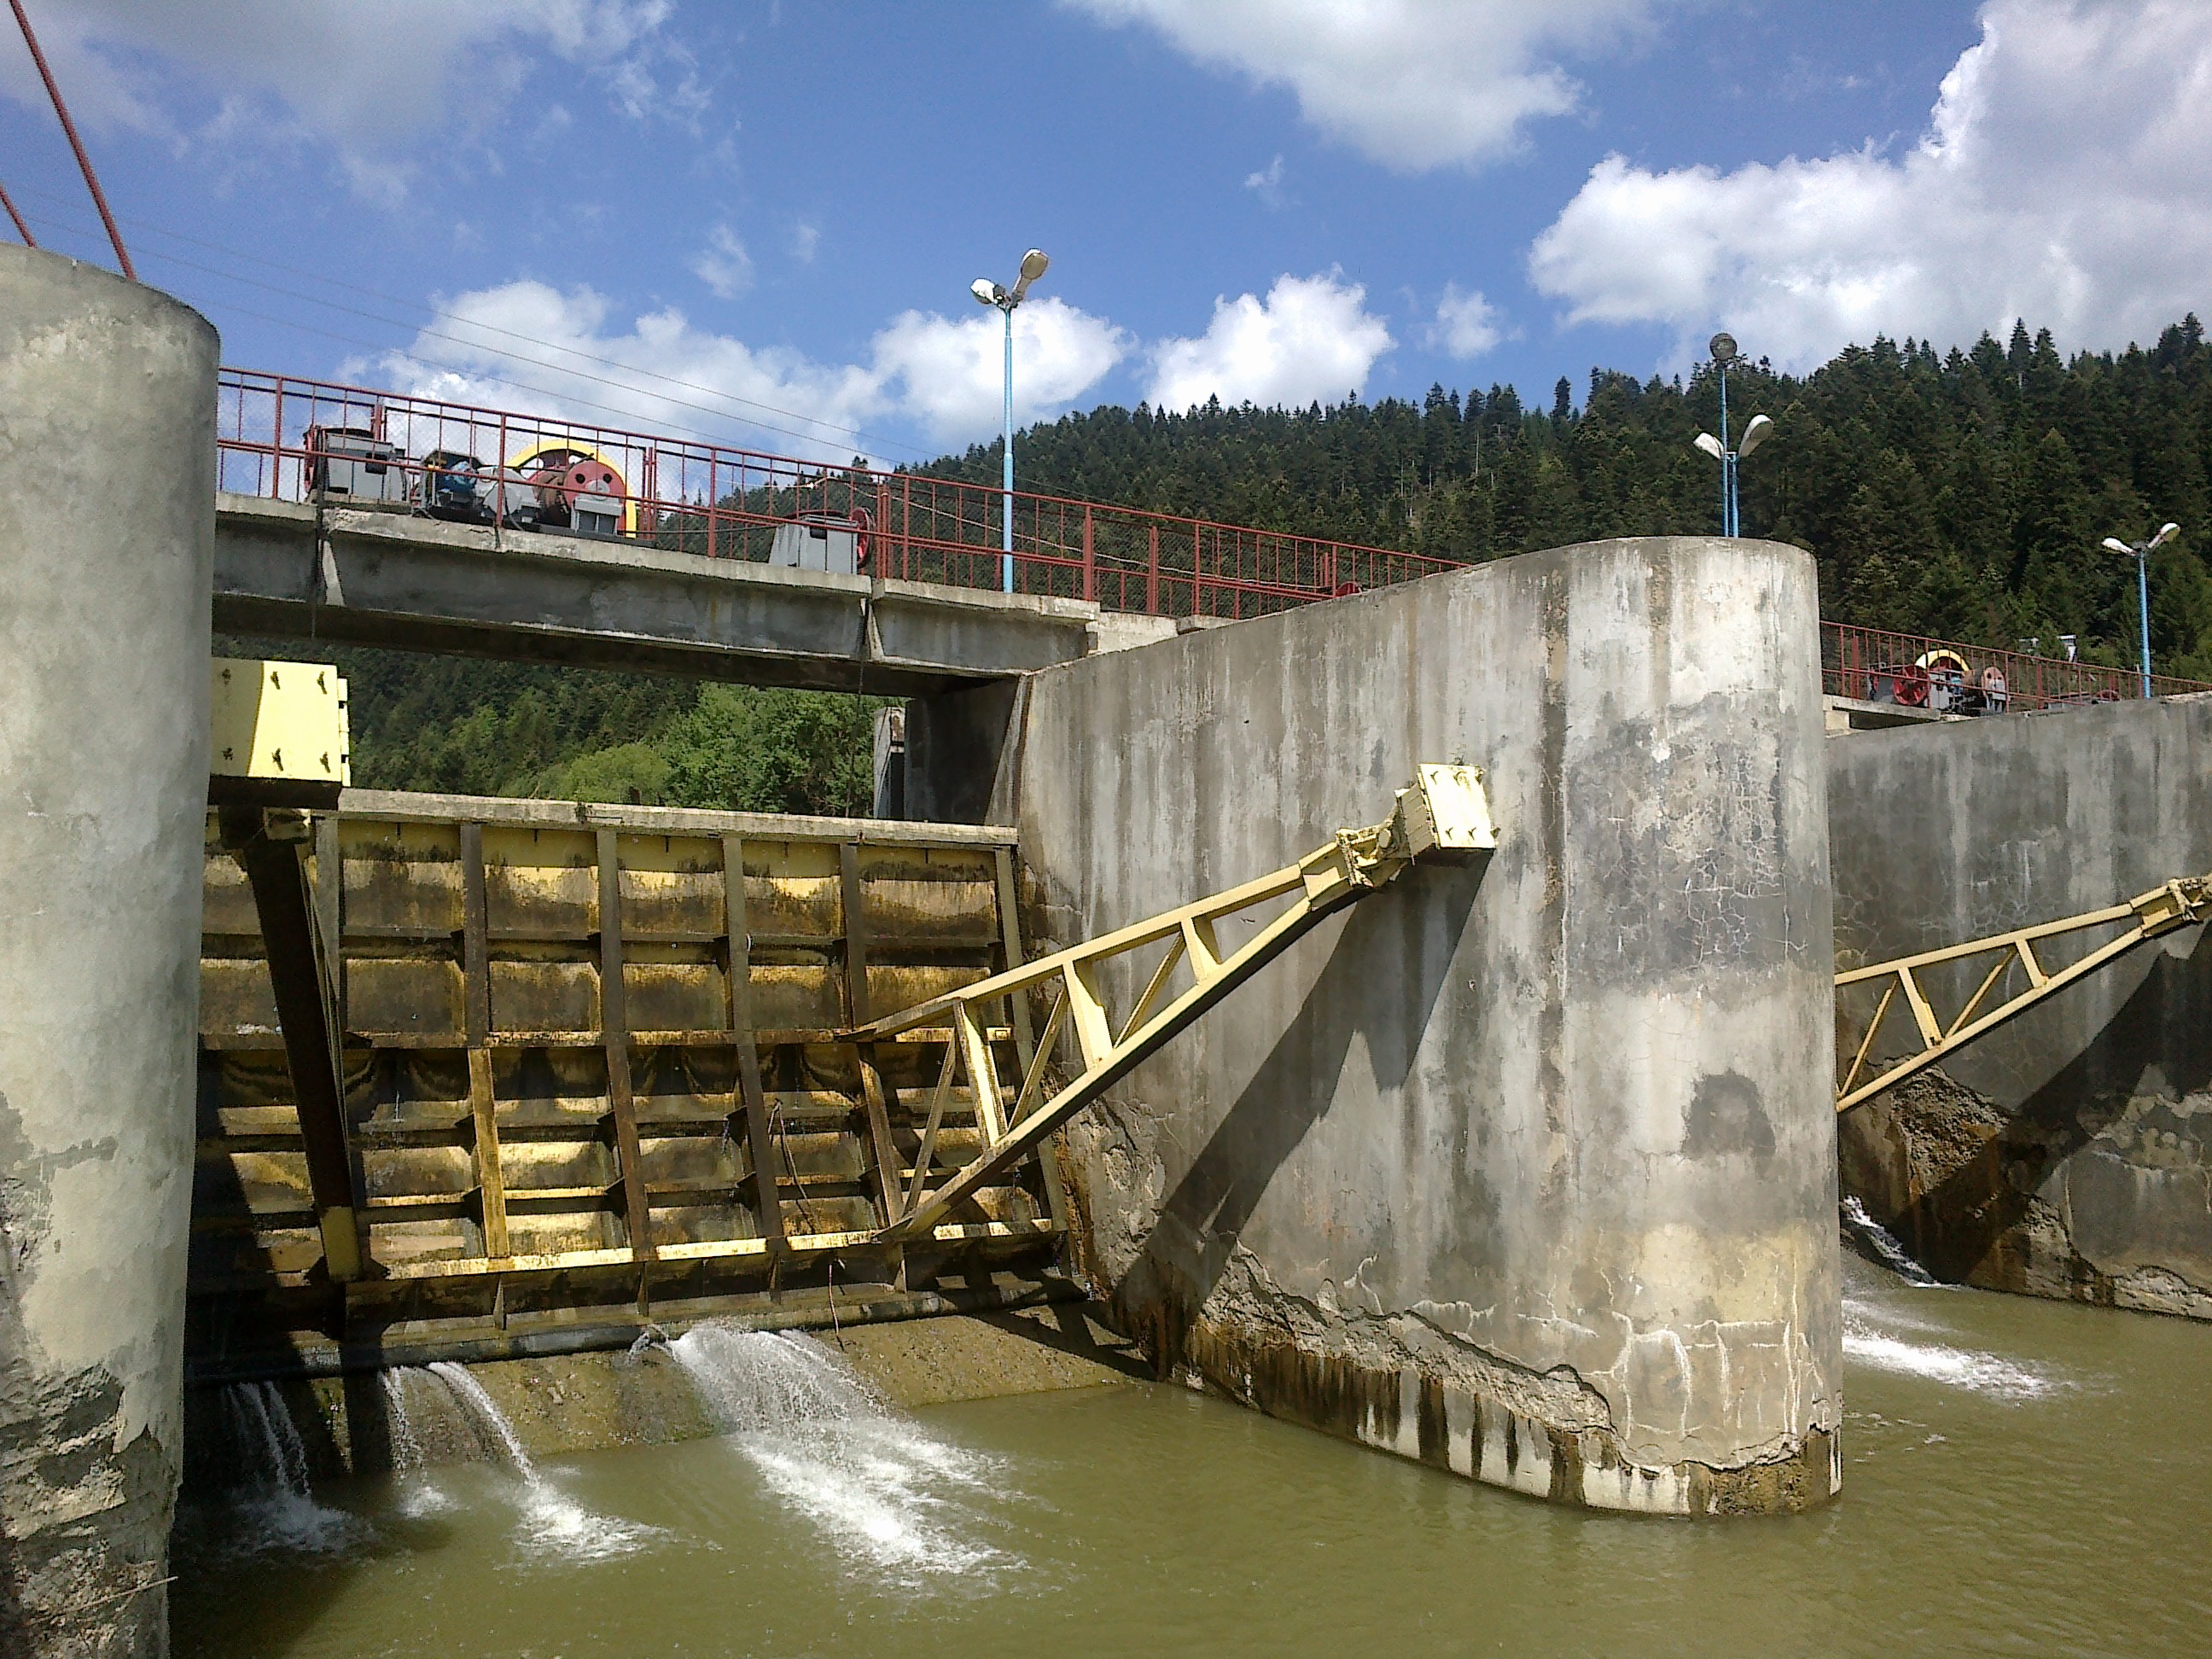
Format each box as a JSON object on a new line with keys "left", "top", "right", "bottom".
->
{"left": 329, "top": 317, "right": 2212, "bottom": 812}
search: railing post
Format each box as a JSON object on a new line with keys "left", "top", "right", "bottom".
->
{"left": 1194, "top": 522, "right": 1203, "bottom": 617}
{"left": 1083, "top": 505, "right": 1095, "bottom": 603}
{"left": 269, "top": 381, "right": 284, "bottom": 499}
{"left": 707, "top": 457, "right": 718, "bottom": 560}
{"left": 1147, "top": 523, "right": 1160, "bottom": 615}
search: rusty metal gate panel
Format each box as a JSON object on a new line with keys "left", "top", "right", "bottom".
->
{"left": 190, "top": 790, "right": 1062, "bottom": 1359}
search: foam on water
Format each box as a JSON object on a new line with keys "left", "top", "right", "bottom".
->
{"left": 1842, "top": 1309, "right": 2064, "bottom": 1400}
{"left": 213, "top": 1382, "right": 369, "bottom": 1556}
{"left": 669, "top": 1322, "right": 1022, "bottom": 1580}
{"left": 423, "top": 1361, "right": 665, "bottom": 1561}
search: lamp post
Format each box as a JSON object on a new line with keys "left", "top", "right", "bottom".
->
{"left": 1691, "top": 333, "right": 1770, "bottom": 536}
{"left": 2100, "top": 521, "right": 2179, "bottom": 697}
{"left": 971, "top": 247, "right": 1051, "bottom": 593}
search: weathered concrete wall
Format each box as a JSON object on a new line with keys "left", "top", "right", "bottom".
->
{"left": 1828, "top": 693, "right": 2212, "bottom": 1315}
{"left": 0, "top": 247, "right": 217, "bottom": 1654}
{"left": 917, "top": 538, "right": 1842, "bottom": 1514}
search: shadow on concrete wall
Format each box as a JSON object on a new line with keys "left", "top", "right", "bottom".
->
{"left": 1109, "top": 857, "right": 1490, "bottom": 1373}
{"left": 1870, "top": 925, "right": 2212, "bottom": 1284}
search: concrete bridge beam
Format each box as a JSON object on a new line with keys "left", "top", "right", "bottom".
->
{"left": 212, "top": 493, "right": 1100, "bottom": 693}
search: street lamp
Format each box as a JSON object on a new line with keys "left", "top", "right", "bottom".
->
{"left": 972, "top": 247, "right": 1051, "bottom": 593}
{"left": 2099, "top": 521, "right": 2180, "bottom": 697}
{"left": 1690, "top": 333, "right": 1771, "bottom": 536}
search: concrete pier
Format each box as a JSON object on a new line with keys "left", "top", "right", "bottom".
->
{"left": 0, "top": 247, "right": 217, "bottom": 1653}
{"left": 912, "top": 536, "right": 1842, "bottom": 1513}
{"left": 1829, "top": 692, "right": 2212, "bottom": 1313}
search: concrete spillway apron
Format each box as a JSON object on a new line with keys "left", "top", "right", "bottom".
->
{"left": 0, "top": 245, "right": 217, "bottom": 1655}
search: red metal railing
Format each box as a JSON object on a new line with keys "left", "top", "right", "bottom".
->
{"left": 213, "top": 367, "right": 1453, "bottom": 620}
{"left": 1822, "top": 621, "right": 2209, "bottom": 712}
{"left": 213, "top": 368, "right": 2212, "bottom": 707}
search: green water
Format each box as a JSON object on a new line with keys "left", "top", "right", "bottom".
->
{"left": 174, "top": 1259, "right": 2212, "bottom": 1658}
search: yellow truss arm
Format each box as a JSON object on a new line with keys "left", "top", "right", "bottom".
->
{"left": 847, "top": 765, "right": 1497, "bottom": 1243}
{"left": 1835, "top": 872, "right": 2211, "bottom": 1113}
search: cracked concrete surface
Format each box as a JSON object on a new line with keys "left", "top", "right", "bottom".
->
{"left": 915, "top": 536, "right": 1842, "bottom": 1513}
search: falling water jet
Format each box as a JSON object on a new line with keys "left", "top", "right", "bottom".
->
{"left": 668, "top": 1322, "right": 1023, "bottom": 1579}
{"left": 381, "top": 1368, "right": 426, "bottom": 1471}
{"left": 212, "top": 1381, "right": 364, "bottom": 1555}
{"left": 1841, "top": 1196, "right": 1940, "bottom": 1287}
{"left": 422, "top": 1360, "right": 663, "bottom": 1560}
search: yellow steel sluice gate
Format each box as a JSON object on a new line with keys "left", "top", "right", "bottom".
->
{"left": 195, "top": 661, "right": 1069, "bottom": 1365}
{"left": 192, "top": 661, "right": 1498, "bottom": 1370}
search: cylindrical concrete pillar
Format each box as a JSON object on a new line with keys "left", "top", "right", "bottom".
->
{"left": 0, "top": 247, "right": 217, "bottom": 1654}
{"left": 985, "top": 534, "right": 1841, "bottom": 1514}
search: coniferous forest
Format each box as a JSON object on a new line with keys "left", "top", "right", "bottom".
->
{"left": 321, "top": 317, "right": 2212, "bottom": 815}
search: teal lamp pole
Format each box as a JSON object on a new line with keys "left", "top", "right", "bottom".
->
{"left": 2101, "top": 522, "right": 2179, "bottom": 697}
{"left": 1692, "top": 333, "right": 1772, "bottom": 536}
{"left": 971, "top": 248, "right": 1051, "bottom": 593}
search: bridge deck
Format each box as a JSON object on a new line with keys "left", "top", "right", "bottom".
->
{"left": 212, "top": 493, "right": 1103, "bottom": 692}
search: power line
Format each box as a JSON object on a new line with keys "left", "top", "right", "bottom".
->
{"left": 14, "top": 184, "right": 923, "bottom": 458}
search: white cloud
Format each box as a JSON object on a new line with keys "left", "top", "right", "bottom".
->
{"left": 1430, "top": 284, "right": 1503, "bottom": 358}
{"left": 790, "top": 221, "right": 821, "bottom": 263}
{"left": 383, "top": 281, "right": 883, "bottom": 460}
{"left": 690, "top": 225, "right": 754, "bottom": 300}
{"left": 1528, "top": 0, "right": 2212, "bottom": 365}
{"left": 1148, "top": 271, "right": 1394, "bottom": 411}
{"left": 0, "top": 1, "right": 684, "bottom": 188}
{"left": 1244, "top": 154, "right": 1287, "bottom": 207}
{"left": 1063, "top": 0, "right": 1671, "bottom": 171}
{"left": 379, "top": 281, "right": 1129, "bottom": 460}
{"left": 872, "top": 297, "right": 1133, "bottom": 441}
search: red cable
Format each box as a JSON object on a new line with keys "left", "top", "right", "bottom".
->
{"left": 0, "top": 178, "right": 33, "bottom": 247}
{"left": 9, "top": 0, "right": 133, "bottom": 280}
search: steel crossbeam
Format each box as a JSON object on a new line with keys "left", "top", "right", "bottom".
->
{"left": 847, "top": 766, "right": 1497, "bottom": 1243}
{"left": 1835, "top": 872, "right": 2212, "bottom": 1113}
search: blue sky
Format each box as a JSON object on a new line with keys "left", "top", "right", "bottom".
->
{"left": 4, "top": 2, "right": 2203, "bottom": 467}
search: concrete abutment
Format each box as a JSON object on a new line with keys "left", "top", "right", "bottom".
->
{"left": 0, "top": 246, "right": 218, "bottom": 1655}
{"left": 1827, "top": 692, "right": 2212, "bottom": 1315}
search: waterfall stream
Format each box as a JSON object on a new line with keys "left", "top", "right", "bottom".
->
{"left": 419, "top": 1360, "right": 664, "bottom": 1560}
{"left": 211, "top": 1382, "right": 364, "bottom": 1555}
{"left": 1840, "top": 1196, "right": 1941, "bottom": 1286}
{"left": 668, "top": 1323, "right": 1024, "bottom": 1579}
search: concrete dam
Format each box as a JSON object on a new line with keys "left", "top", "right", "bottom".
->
{"left": 4, "top": 244, "right": 2210, "bottom": 1656}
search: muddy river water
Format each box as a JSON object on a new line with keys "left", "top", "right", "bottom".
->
{"left": 173, "top": 1256, "right": 2212, "bottom": 1658}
